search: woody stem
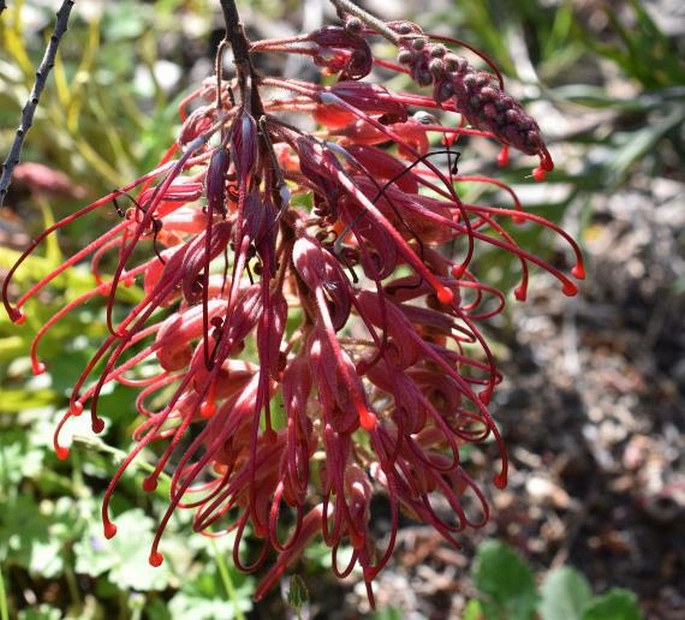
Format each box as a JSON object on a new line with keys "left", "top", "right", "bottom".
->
{"left": 218, "top": 0, "right": 264, "bottom": 116}
{"left": 219, "top": 0, "right": 253, "bottom": 72}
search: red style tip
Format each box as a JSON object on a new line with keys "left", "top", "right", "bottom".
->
{"left": 55, "top": 445, "right": 70, "bottom": 461}
{"left": 7, "top": 308, "right": 26, "bottom": 324}
{"left": 493, "top": 471, "right": 508, "bottom": 489}
{"left": 571, "top": 263, "right": 586, "bottom": 280}
{"left": 358, "top": 403, "right": 378, "bottom": 432}
{"left": 436, "top": 286, "right": 454, "bottom": 306}
{"left": 562, "top": 281, "right": 578, "bottom": 297}
{"left": 514, "top": 285, "right": 527, "bottom": 302}
{"left": 104, "top": 522, "right": 117, "bottom": 539}
{"left": 532, "top": 166, "right": 547, "bottom": 182}
{"left": 91, "top": 417, "right": 105, "bottom": 433}
{"left": 496, "top": 145, "right": 509, "bottom": 167}
{"left": 32, "top": 360, "right": 47, "bottom": 375}
{"left": 200, "top": 401, "right": 215, "bottom": 418}
{"left": 149, "top": 551, "right": 164, "bottom": 567}
{"left": 142, "top": 476, "right": 158, "bottom": 492}
{"left": 70, "top": 401, "right": 84, "bottom": 416}
{"left": 451, "top": 264, "right": 466, "bottom": 278}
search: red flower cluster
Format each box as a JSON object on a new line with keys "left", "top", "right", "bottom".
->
{"left": 2, "top": 8, "right": 583, "bottom": 604}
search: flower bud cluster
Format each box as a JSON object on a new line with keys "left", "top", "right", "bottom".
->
{"left": 395, "top": 26, "right": 553, "bottom": 179}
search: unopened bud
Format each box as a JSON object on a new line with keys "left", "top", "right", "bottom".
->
{"left": 398, "top": 49, "right": 414, "bottom": 65}
{"left": 345, "top": 17, "right": 362, "bottom": 34}
{"left": 205, "top": 147, "right": 229, "bottom": 215}
{"left": 230, "top": 110, "right": 259, "bottom": 180}
{"left": 430, "top": 44, "right": 447, "bottom": 58}
{"left": 428, "top": 58, "right": 444, "bottom": 75}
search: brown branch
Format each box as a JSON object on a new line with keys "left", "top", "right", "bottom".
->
{"left": 218, "top": 0, "right": 252, "bottom": 72}
{"left": 218, "top": 0, "right": 264, "bottom": 118}
{"left": 0, "top": 0, "right": 76, "bottom": 207}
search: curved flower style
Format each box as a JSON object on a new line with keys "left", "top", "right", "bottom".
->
{"left": 2, "top": 6, "right": 584, "bottom": 605}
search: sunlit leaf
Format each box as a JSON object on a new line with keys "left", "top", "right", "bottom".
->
{"left": 74, "top": 509, "right": 174, "bottom": 591}
{"left": 473, "top": 541, "right": 538, "bottom": 620}
{"left": 582, "top": 589, "right": 643, "bottom": 620}
{"left": 539, "top": 566, "right": 592, "bottom": 620}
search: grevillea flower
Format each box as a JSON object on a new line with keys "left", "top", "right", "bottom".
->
{"left": 2, "top": 3, "right": 584, "bottom": 605}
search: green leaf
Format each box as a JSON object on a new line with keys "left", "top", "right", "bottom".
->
{"left": 27, "top": 539, "right": 64, "bottom": 579}
{"left": 539, "top": 567, "right": 592, "bottom": 620}
{"left": 0, "top": 430, "right": 46, "bottom": 488}
{"left": 287, "top": 574, "right": 309, "bottom": 611}
{"left": 0, "top": 496, "right": 64, "bottom": 576}
{"left": 74, "top": 508, "right": 174, "bottom": 591}
{"left": 102, "top": 2, "right": 148, "bottom": 40}
{"left": 371, "top": 607, "right": 403, "bottom": 620}
{"left": 582, "top": 589, "right": 643, "bottom": 620}
{"left": 606, "top": 108, "right": 685, "bottom": 188}
{"left": 17, "top": 604, "right": 62, "bottom": 620}
{"left": 143, "top": 597, "right": 173, "bottom": 620}
{"left": 463, "top": 599, "right": 484, "bottom": 620}
{"left": 473, "top": 540, "right": 538, "bottom": 620}
{"left": 168, "top": 563, "right": 253, "bottom": 620}
{"left": 303, "top": 539, "right": 354, "bottom": 572}
{"left": 0, "top": 388, "right": 56, "bottom": 413}
{"left": 168, "top": 596, "right": 251, "bottom": 620}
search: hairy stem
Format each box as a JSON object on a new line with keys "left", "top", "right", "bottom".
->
{"left": 329, "top": 0, "right": 400, "bottom": 44}
{"left": 0, "top": 0, "right": 75, "bottom": 207}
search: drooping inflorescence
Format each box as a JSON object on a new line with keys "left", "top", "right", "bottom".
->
{"left": 1, "top": 0, "right": 583, "bottom": 605}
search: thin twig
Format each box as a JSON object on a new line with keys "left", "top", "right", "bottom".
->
{"left": 0, "top": 0, "right": 76, "bottom": 207}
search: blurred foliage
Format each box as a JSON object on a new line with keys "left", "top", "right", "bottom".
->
{"left": 0, "top": 0, "right": 213, "bottom": 195}
{"left": 461, "top": 540, "right": 643, "bottom": 620}
{"left": 1, "top": 0, "right": 680, "bottom": 617}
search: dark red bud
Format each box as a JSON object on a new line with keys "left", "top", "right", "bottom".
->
{"left": 205, "top": 147, "right": 230, "bottom": 215}
{"left": 231, "top": 111, "right": 259, "bottom": 181}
